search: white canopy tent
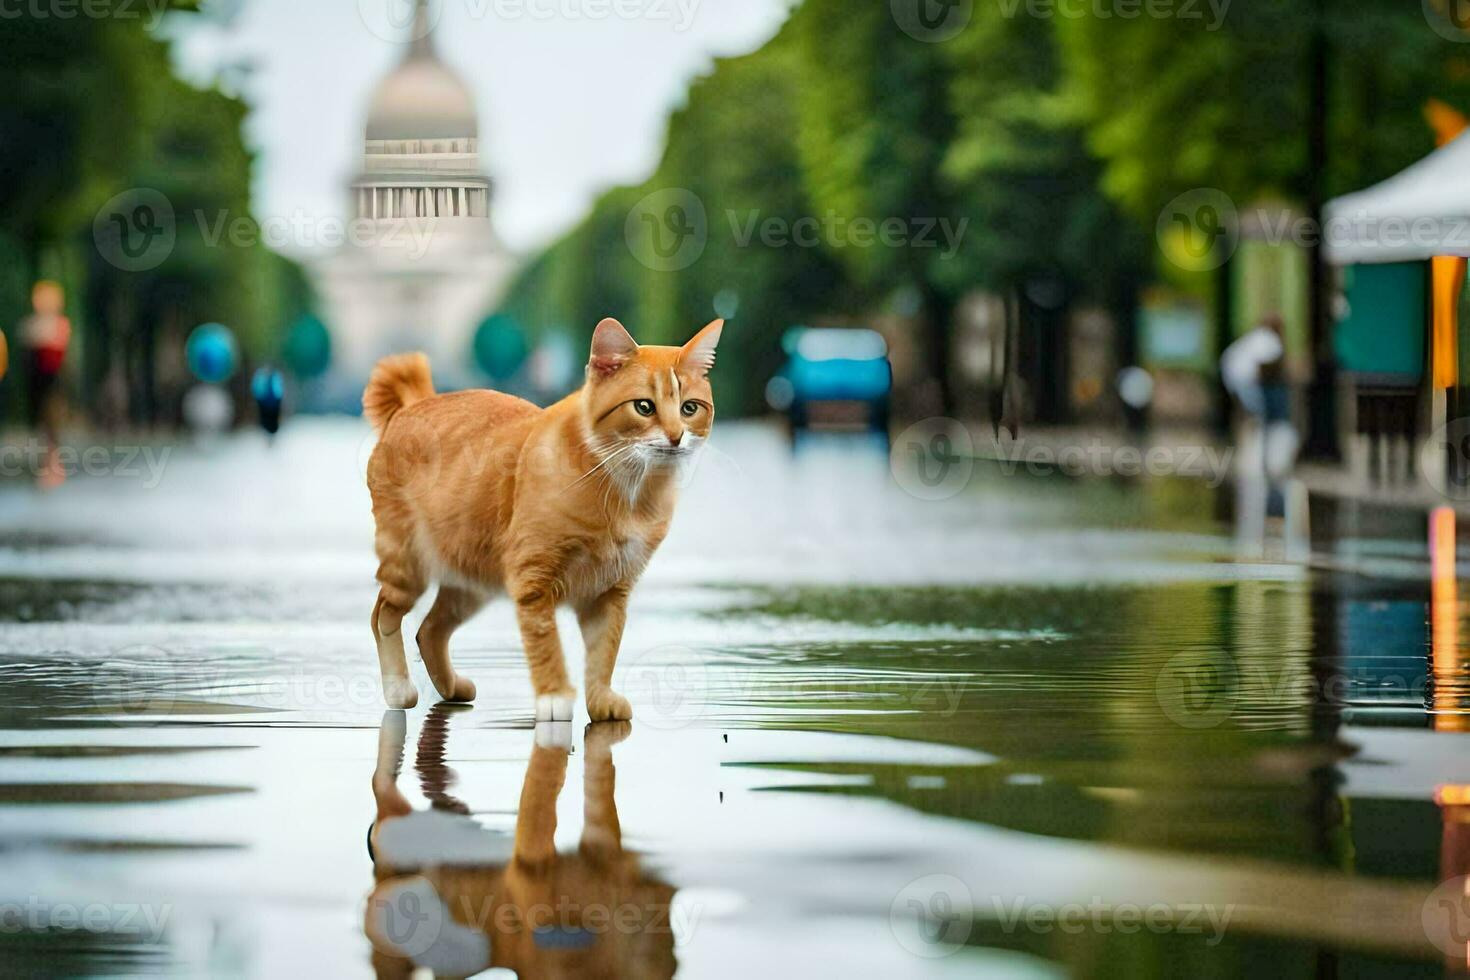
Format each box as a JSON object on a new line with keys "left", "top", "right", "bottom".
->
{"left": 1324, "top": 132, "right": 1470, "bottom": 265}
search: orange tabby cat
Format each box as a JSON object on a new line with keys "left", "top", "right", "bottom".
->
{"left": 363, "top": 317, "right": 722, "bottom": 721}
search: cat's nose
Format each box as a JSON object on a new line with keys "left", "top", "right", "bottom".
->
{"left": 665, "top": 430, "right": 684, "bottom": 448}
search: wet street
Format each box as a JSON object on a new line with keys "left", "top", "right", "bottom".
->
{"left": 0, "top": 420, "right": 1468, "bottom": 977}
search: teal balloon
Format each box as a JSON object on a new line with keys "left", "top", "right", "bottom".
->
{"left": 283, "top": 314, "right": 331, "bottom": 379}
{"left": 186, "top": 322, "right": 239, "bottom": 384}
{"left": 473, "top": 314, "right": 528, "bottom": 379}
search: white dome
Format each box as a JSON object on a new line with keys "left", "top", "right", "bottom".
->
{"left": 366, "top": 54, "right": 477, "bottom": 141}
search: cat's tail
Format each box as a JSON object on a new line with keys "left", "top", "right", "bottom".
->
{"left": 363, "top": 353, "right": 435, "bottom": 432}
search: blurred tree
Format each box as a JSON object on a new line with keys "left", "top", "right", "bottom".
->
{"left": 788, "top": 0, "right": 962, "bottom": 412}
{"left": 939, "top": 5, "right": 1150, "bottom": 421}
{"left": 499, "top": 29, "right": 847, "bottom": 415}
{"left": 1055, "top": 2, "right": 1470, "bottom": 215}
{"left": 1056, "top": 1, "right": 1470, "bottom": 446}
{"left": 0, "top": 1, "right": 308, "bottom": 429}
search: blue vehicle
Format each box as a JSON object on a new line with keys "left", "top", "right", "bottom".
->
{"left": 767, "top": 327, "right": 892, "bottom": 432}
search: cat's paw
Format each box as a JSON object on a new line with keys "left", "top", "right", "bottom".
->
{"left": 534, "top": 720, "right": 573, "bottom": 750}
{"left": 383, "top": 676, "right": 419, "bottom": 709}
{"left": 584, "top": 719, "right": 633, "bottom": 753}
{"left": 534, "top": 690, "right": 577, "bottom": 722}
{"left": 445, "top": 675, "right": 476, "bottom": 703}
{"left": 586, "top": 688, "right": 633, "bottom": 722}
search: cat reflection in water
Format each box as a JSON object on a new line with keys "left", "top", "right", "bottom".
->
{"left": 364, "top": 708, "right": 677, "bottom": 979}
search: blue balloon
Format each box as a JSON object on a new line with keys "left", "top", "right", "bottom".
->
{"left": 186, "top": 323, "right": 239, "bottom": 384}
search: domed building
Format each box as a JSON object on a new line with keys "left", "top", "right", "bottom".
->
{"left": 312, "top": 0, "right": 516, "bottom": 405}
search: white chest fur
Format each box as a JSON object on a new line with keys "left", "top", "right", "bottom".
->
{"left": 562, "top": 536, "right": 650, "bottom": 603}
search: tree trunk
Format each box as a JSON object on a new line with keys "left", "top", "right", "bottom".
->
{"left": 1303, "top": 0, "right": 1341, "bottom": 461}
{"left": 920, "top": 285, "right": 956, "bottom": 417}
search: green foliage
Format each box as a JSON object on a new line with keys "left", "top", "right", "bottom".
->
{"left": 790, "top": 0, "right": 958, "bottom": 293}
{"left": 1, "top": 5, "right": 310, "bottom": 425}
{"left": 500, "top": 27, "right": 848, "bottom": 415}
{"left": 1055, "top": 1, "right": 1470, "bottom": 217}
{"left": 939, "top": 6, "right": 1147, "bottom": 303}
{"left": 502, "top": 1, "right": 1470, "bottom": 418}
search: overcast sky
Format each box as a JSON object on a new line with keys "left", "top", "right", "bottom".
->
{"left": 169, "top": 0, "right": 793, "bottom": 255}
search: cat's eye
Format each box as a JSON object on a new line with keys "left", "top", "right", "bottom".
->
{"left": 681, "top": 401, "right": 699, "bottom": 417}
{"left": 632, "top": 399, "right": 656, "bottom": 417}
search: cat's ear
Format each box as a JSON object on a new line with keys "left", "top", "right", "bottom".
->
{"left": 589, "top": 317, "right": 638, "bottom": 376}
{"left": 679, "top": 319, "right": 724, "bottom": 378}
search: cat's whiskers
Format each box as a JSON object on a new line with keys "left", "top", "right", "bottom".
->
{"left": 563, "top": 441, "right": 639, "bottom": 494}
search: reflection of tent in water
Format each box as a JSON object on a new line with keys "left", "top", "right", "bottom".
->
{"left": 1322, "top": 126, "right": 1470, "bottom": 487}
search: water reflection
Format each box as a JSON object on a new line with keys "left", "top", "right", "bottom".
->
{"left": 365, "top": 705, "right": 676, "bottom": 978}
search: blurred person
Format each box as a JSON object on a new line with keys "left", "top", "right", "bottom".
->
{"left": 1221, "top": 312, "right": 1298, "bottom": 484}
{"left": 20, "top": 281, "right": 72, "bottom": 488}
{"left": 1222, "top": 312, "right": 1302, "bottom": 557}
